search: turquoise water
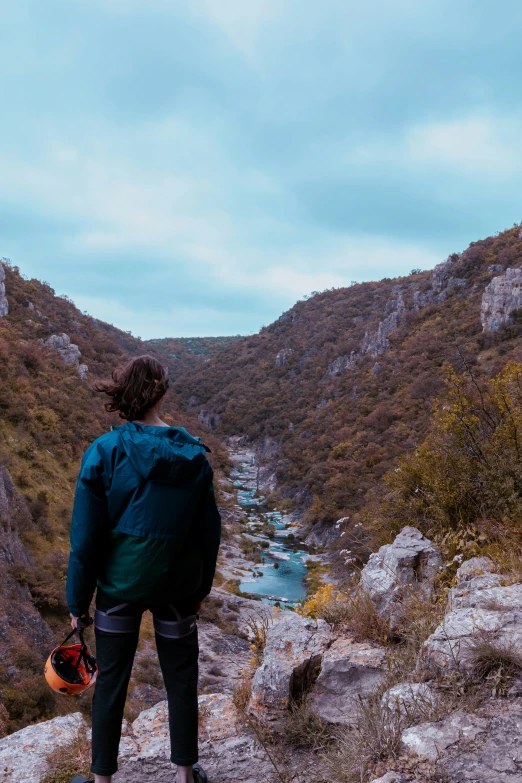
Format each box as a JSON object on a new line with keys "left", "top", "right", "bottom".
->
{"left": 232, "top": 456, "right": 309, "bottom": 605}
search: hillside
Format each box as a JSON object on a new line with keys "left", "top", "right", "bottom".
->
{"left": 147, "top": 335, "right": 243, "bottom": 376}
{"left": 0, "top": 261, "right": 227, "bottom": 733}
{"left": 174, "top": 225, "right": 522, "bottom": 540}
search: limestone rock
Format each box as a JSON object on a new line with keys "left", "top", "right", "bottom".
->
{"left": 116, "top": 693, "right": 274, "bottom": 783}
{"left": 0, "top": 712, "right": 87, "bottom": 783}
{"left": 420, "top": 574, "right": 522, "bottom": 671}
{"left": 0, "top": 264, "right": 7, "bottom": 317}
{"left": 78, "top": 363, "right": 89, "bottom": 381}
{"left": 381, "top": 682, "right": 438, "bottom": 718}
{"left": 44, "top": 333, "right": 83, "bottom": 368}
{"left": 441, "top": 700, "right": 522, "bottom": 782}
{"left": 275, "top": 348, "right": 293, "bottom": 367}
{"left": 198, "top": 410, "right": 221, "bottom": 430}
{"left": 481, "top": 267, "right": 522, "bottom": 331}
{"left": 401, "top": 710, "right": 486, "bottom": 762}
{"left": 309, "top": 636, "right": 386, "bottom": 724}
{"left": 327, "top": 351, "right": 357, "bottom": 376}
{"left": 248, "top": 612, "right": 332, "bottom": 724}
{"left": 456, "top": 556, "right": 496, "bottom": 583}
{"left": 370, "top": 774, "right": 407, "bottom": 783}
{"left": 360, "top": 527, "right": 443, "bottom": 631}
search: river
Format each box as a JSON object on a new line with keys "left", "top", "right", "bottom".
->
{"left": 230, "top": 447, "right": 309, "bottom": 606}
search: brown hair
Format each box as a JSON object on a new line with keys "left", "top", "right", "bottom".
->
{"left": 95, "top": 355, "right": 169, "bottom": 421}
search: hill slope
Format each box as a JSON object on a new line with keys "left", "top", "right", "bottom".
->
{"left": 174, "top": 225, "right": 522, "bottom": 537}
{"left": 0, "top": 262, "right": 226, "bottom": 732}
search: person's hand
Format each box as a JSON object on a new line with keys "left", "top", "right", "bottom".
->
{"left": 70, "top": 614, "right": 93, "bottom": 630}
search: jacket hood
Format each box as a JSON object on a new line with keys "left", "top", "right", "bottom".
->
{"left": 118, "top": 422, "right": 209, "bottom": 483}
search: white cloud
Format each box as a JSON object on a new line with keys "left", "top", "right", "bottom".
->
{"left": 405, "top": 115, "right": 519, "bottom": 173}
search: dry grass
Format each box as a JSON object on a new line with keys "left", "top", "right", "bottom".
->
{"left": 323, "top": 697, "right": 404, "bottom": 783}
{"left": 40, "top": 729, "right": 91, "bottom": 783}
{"left": 463, "top": 634, "right": 522, "bottom": 695}
{"left": 281, "top": 698, "right": 336, "bottom": 751}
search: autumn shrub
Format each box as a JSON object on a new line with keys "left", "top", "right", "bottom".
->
{"left": 366, "top": 362, "right": 522, "bottom": 556}
{"left": 298, "top": 584, "right": 389, "bottom": 643}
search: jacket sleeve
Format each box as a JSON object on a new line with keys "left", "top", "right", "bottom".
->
{"left": 66, "top": 443, "right": 109, "bottom": 616}
{"left": 192, "top": 460, "right": 221, "bottom": 603}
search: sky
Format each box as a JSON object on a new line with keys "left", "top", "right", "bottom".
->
{"left": 1, "top": 1, "right": 522, "bottom": 338}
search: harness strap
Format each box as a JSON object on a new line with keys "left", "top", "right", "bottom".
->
{"left": 94, "top": 608, "right": 141, "bottom": 634}
{"left": 153, "top": 613, "right": 198, "bottom": 639}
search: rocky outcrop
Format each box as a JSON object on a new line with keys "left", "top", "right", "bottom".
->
{"left": 44, "top": 333, "right": 88, "bottom": 378}
{"left": 401, "top": 710, "right": 486, "bottom": 762}
{"left": 327, "top": 352, "right": 357, "bottom": 376}
{"left": 0, "top": 264, "right": 7, "bottom": 317}
{"left": 248, "top": 613, "right": 331, "bottom": 724}
{"left": 0, "top": 712, "right": 87, "bottom": 783}
{"left": 481, "top": 267, "right": 522, "bottom": 331}
{"left": 381, "top": 682, "right": 438, "bottom": 718}
{"left": 420, "top": 558, "right": 522, "bottom": 672}
{"left": 360, "top": 527, "right": 442, "bottom": 632}
{"left": 275, "top": 348, "right": 293, "bottom": 367}
{"left": 198, "top": 410, "right": 221, "bottom": 430}
{"left": 361, "top": 290, "right": 405, "bottom": 357}
{"left": 309, "top": 636, "right": 386, "bottom": 724}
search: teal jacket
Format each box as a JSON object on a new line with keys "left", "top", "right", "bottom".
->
{"left": 66, "top": 422, "right": 221, "bottom": 617}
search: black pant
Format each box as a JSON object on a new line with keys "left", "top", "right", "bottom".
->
{"left": 91, "top": 592, "right": 199, "bottom": 776}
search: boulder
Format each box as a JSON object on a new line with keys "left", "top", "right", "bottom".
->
{"left": 247, "top": 612, "right": 332, "bottom": 724}
{"left": 401, "top": 710, "right": 486, "bottom": 762}
{"left": 441, "top": 699, "right": 522, "bottom": 782}
{"left": 0, "top": 712, "right": 87, "bottom": 783}
{"left": 44, "top": 333, "right": 83, "bottom": 369}
{"left": 0, "top": 264, "right": 7, "bottom": 317}
{"left": 116, "top": 693, "right": 274, "bottom": 783}
{"left": 309, "top": 636, "right": 386, "bottom": 724}
{"left": 420, "top": 558, "right": 522, "bottom": 671}
{"left": 360, "top": 527, "right": 443, "bottom": 631}
{"left": 381, "top": 682, "right": 438, "bottom": 719}
{"left": 275, "top": 348, "right": 293, "bottom": 367}
{"left": 481, "top": 267, "right": 522, "bottom": 331}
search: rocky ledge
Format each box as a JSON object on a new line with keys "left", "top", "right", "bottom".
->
{"left": 3, "top": 528, "right": 522, "bottom": 783}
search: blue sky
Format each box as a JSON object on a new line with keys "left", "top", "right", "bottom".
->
{"left": 1, "top": 1, "right": 522, "bottom": 337}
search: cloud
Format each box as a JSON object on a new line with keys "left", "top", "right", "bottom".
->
{"left": 1, "top": 0, "right": 522, "bottom": 336}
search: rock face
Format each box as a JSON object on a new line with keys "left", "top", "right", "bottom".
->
{"left": 381, "top": 682, "right": 437, "bottom": 718}
{"left": 248, "top": 613, "right": 332, "bottom": 724}
{"left": 327, "top": 352, "right": 357, "bottom": 376}
{"left": 360, "top": 290, "right": 405, "bottom": 357}
{"left": 0, "top": 712, "right": 87, "bottom": 783}
{"left": 44, "top": 333, "right": 87, "bottom": 378}
{"left": 360, "top": 527, "right": 443, "bottom": 632}
{"left": 401, "top": 710, "right": 486, "bottom": 762}
{"left": 197, "top": 409, "right": 221, "bottom": 430}
{"left": 420, "top": 558, "right": 522, "bottom": 672}
{"left": 440, "top": 699, "right": 522, "bottom": 782}
{"left": 309, "top": 636, "right": 386, "bottom": 724}
{"left": 0, "top": 264, "right": 7, "bottom": 317}
{"left": 481, "top": 267, "right": 522, "bottom": 331}
{"left": 275, "top": 348, "right": 293, "bottom": 367}
{"left": 115, "top": 693, "right": 275, "bottom": 783}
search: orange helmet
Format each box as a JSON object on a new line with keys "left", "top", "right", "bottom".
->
{"left": 44, "top": 625, "right": 97, "bottom": 695}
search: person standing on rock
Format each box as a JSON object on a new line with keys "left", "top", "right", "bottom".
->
{"left": 65, "top": 355, "right": 221, "bottom": 783}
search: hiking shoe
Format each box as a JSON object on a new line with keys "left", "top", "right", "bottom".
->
{"left": 193, "top": 764, "right": 208, "bottom": 783}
